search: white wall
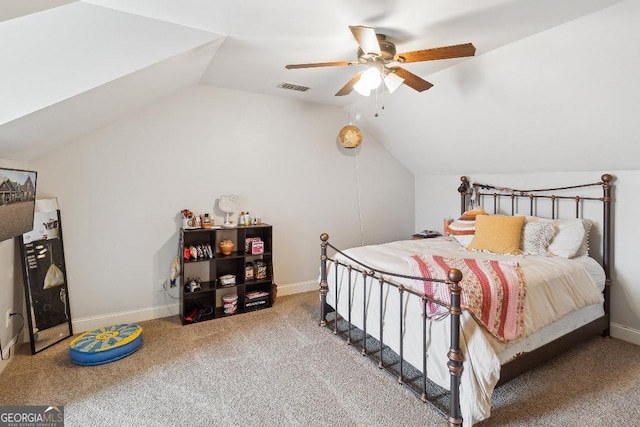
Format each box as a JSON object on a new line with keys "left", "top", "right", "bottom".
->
{"left": 26, "top": 86, "right": 414, "bottom": 332}
{"left": 415, "top": 171, "right": 640, "bottom": 344}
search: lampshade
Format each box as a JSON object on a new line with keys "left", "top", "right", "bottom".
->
{"left": 354, "top": 66, "right": 382, "bottom": 96}
{"left": 338, "top": 125, "right": 362, "bottom": 149}
{"left": 384, "top": 72, "right": 404, "bottom": 94}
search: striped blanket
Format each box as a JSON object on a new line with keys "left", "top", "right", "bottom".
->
{"left": 405, "top": 254, "right": 526, "bottom": 343}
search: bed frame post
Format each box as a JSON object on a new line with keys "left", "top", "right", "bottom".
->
{"left": 601, "top": 174, "right": 613, "bottom": 279}
{"left": 447, "top": 268, "right": 464, "bottom": 427}
{"left": 458, "top": 176, "right": 470, "bottom": 213}
{"left": 320, "top": 233, "right": 330, "bottom": 327}
{"left": 602, "top": 174, "right": 613, "bottom": 336}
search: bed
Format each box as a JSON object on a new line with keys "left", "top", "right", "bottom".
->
{"left": 318, "top": 174, "right": 613, "bottom": 426}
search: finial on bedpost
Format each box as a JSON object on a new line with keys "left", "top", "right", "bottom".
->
{"left": 319, "top": 233, "right": 329, "bottom": 327}
{"left": 458, "top": 177, "right": 470, "bottom": 215}
{"left": 447, "top": 267, "right": 463, "bottom": 426}
{"left": 458, "top": 176, "right": 469, "bottom": 193}
{"left": 448, "top": 268, "right": 463, "bottom": 285}
{"left": 601, "top": 174, "right": 613, "bottom": 185}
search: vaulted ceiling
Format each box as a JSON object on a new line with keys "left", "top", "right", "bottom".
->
{"left": 0, "top": 0, "right": 628, "bottom": 165}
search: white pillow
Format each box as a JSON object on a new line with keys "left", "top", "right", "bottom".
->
{"left": 574, "top": 219, "right": 593, "bottom": 258}
{"left": 526, "top": 217, "right": 589, "bottom": 258}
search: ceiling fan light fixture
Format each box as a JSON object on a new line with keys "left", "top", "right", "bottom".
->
{"left": 353, "top": 66, "right": 381, "bottom": 96}
{"left": 353, "top": 80, "right": 371, "bottom": 96}
{"left": 361, "top": 66, "right": 382, "bottom": 88}
{"left": 384, "top": 73, "right": 404, "bottom": 94}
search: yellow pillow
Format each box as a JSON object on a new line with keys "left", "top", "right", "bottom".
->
{"left": 467, "top": 215, "right": 525, "bottom": 255}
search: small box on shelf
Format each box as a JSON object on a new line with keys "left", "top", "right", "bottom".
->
{"left": 245, "top": 237, "right": 264, "bottom": 254}
{"left": 218, "top": 274, "right": 236, "bottom": 287}
{"left": 245, "top": 290, "right": 271, "bottom": 311}
{"left": 251, "top": 240, "right": 264, "bottom": 255}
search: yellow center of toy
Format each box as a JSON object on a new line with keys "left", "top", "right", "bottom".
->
{"left": 95, "top": 331, "right": 120, "bottom": 340}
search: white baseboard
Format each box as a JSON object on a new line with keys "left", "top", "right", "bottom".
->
{"left": 276, "top": 280, "right": 317, "bottom": 296}
{"left": 610, "top": 322, "right": 640, "bottom": 345}
{"left": 72, "top": 303, "right": 179, "bottom": 334}
{"left": 71, "top": 280, "right": 318, "bottom": 334}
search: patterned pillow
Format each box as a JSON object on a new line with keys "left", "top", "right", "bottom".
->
{"left": 520, "top": 221, "right": 556, "bottom": 256}
{"left": 445, "top": 207, "right": 488, "bottom": 247}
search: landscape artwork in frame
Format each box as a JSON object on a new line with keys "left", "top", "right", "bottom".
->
{"left": 0, "top": 167, "right": 38, "bottom": 242}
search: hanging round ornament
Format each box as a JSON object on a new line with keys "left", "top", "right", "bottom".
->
{"left": 338, "top": 125, "right": 362, "bottom": 149}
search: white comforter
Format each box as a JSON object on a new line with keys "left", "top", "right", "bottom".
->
{"left": 325, "top": 237, "right": 605, "bottom": 425}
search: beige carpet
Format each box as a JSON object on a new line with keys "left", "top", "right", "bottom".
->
{"left": 0, "top": 291, "right": 639, "bottom": 426}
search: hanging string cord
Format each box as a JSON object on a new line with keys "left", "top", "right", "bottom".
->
{"left": 349, "top": 103, "right": 364, "bottom": 246}
{"left": 355, "top": 148, "right": 364, "bottom": 247}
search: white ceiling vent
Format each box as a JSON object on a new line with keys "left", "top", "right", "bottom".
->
{"left": 277, "top": 82, "right": 310, "bottom": 92}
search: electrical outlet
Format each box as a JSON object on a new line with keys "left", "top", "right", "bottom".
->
{"left": 5, "top": 308, "right": 11, "bottom": 328}
{"left": 159, "top": 279, "right": 167, "bottom": 292}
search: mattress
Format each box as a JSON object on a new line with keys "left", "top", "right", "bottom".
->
{"left": 324, "top": 237, "right": 605, "bottom": 425}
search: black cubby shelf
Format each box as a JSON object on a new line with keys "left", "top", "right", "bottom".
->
{"left": 178, "top": 224, "right": 274, "bottom": 325}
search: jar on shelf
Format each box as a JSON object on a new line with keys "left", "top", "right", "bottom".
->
{"left": 254, "top": 260, "right": 267, "bottom": 280}
{"left": 245, "top": 262, "right": 254, "bottom": 281}
{"left": 223, "top": 294, "right": 238, "bottom": 315}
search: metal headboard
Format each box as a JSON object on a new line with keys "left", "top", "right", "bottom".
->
{"left": 457, "top": 173, "right": 614, "bottom": 283}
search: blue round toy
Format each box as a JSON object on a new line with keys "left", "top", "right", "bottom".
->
{"left": 69, "top": 323, "right": 143, "bottom": 366}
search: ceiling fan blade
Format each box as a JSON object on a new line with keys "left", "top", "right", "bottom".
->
{"left": 395, "top": 43, "right": 476, "bottom": 63}
{"left": 349, "top": 25, "right": 381, "bottom": 56}
{"left": 286, "top": 61, "right": 354, "bottom": 69}
{"left": 335, "top": 71, "right": 363, "bottom": 96}
{"left": 388, "top": 67, "right": 433, "bottom": 92}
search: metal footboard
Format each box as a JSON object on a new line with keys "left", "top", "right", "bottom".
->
{"left": 319, "top": 233, "right": 464, "bottom": 426}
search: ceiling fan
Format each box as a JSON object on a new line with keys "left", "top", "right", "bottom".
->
{"left": 285, "top": 26, "right": 476, "bottom": 97}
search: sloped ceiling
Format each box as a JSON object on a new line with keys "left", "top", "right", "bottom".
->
{"left": 0, "top": 0, "right": 630, "bottom": 169}
{"left": 0, "top": 1, "right": 223, "bottom": 160}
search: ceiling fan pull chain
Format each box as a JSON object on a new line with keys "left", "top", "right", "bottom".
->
{"left": 374, "top": 85, "right": 384, "bottom": 117}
